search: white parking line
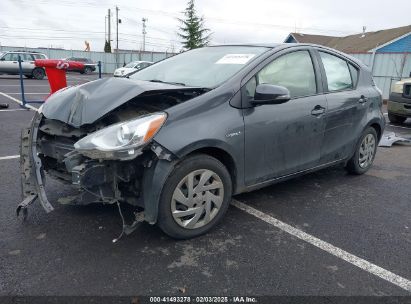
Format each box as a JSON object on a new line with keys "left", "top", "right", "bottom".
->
{"left": 0, "top": 92, "right": 37, "bottom": 111}
{"left": 3, "top": 92, "right": 48, "bottom": 95}
{"left": 231, "top": 199, "right": 411, "bottom": 292}
{"left": 0, "top": 108, "right": 30, "bottom": 112}
{"left": 0, "top": 155, "right": 19, "bottom": 160}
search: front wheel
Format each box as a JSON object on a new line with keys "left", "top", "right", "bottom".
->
{"left": 346, "top": 127, "right": 378, "bottom": 175}
{"left": 158, "top": 154, "right": 232, "bottom": 239}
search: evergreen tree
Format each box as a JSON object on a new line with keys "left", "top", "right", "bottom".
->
{"left": 178, "top": 0, "right": 210, "bottom": 50}
{"left": 104, "top": 40, "right": 112, "bottom": 53}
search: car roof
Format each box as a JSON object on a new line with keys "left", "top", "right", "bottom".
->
{"left": 209, "top": 43, "right": 366, "bottom": 68}
{"left": 3, "top": 50, "right": 46, "bottom": 54}
{"left": 131, "top": 61, "right": 152, "bottom": 63}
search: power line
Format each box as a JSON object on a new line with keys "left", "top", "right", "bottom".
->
{"left": 15, "top": 0, "right": 354, "bottom": 36}
{"left": 0, "top": 26, "right": 179, "bottom": 42}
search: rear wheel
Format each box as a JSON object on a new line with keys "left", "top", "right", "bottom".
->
{"left": 158, "top": 154, "right": 232, "bottom": 239}
{"left": 84, "top": 66, "right": 93, "bottom": 74}
{"left": 32, "top": 68, "right": 45, "bottom": 80}
{"left": 346, "top": 127, "right": 377, "bottom": 175}
{"left": 388, "top": 113, "right": 407, "bottom": 124}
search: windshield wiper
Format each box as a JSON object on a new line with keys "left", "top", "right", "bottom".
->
{"left": 148, "top": 79, "right": 186, "bottom": 86}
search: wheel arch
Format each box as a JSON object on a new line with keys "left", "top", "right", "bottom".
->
{"left": 366, "top": 118, "right": 384, "bottom": 141}
{"left": 142, "top": 141, "right": 241, "bottom": 225}
{"left": 184, "top": 146, "right": 238, "bottom": 193}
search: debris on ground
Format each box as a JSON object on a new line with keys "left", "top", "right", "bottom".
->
{"left": 178, "top": 286, "right": 187, "bottom": 293}
{"left": 379, "top": 132, "right": 411, "bottom": 147}
{"left": 36, "top": 233, "right": 46, "bottom": 240}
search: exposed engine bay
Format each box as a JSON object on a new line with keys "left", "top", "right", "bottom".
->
{"left": 19, "top": 85, "right": 209, "bottom": 230}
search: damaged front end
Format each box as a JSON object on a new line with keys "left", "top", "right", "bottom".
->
{"left": 18, "top": 78, "right": 208, "bottom": 237}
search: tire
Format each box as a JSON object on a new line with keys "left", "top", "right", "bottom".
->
{"left": 84, "top": 67, "right": 92, "bottom": 74}
{"left": 346, "top": 127, "right": 378, "bottom": 175}
{"left": 32, "top": 68, "right": 45, "bottom": 80}
{"left": 388, "top": 113, "right": 407, "bottom": 124}
{"left": 158, "top": 154, "right": 232, "bottom": 239}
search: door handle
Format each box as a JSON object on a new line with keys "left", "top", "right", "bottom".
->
{"left": 359, "top": 95, "right": 368, "bottom": 104}
{"left": 311, "top": 105, "right": 326, "bottom": 116}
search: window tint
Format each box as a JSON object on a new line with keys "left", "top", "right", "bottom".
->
{"left": 348, "top": 64, "right": 358, "bottom": 87}
{"left": 256, "top": 50, "right": 317, "bottom": 98}
{"left": 320, "top": 52, "right": 352, "bottom": 91}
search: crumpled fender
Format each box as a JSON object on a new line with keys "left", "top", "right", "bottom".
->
{"left": 141, "top": 157, "right": 178, "bottom": 224}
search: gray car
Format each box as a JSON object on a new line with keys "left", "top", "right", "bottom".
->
{"left": 0, "top": 51, "right": 47, "bottom": 79}
{"left": 20, "top": 44, "right": 385, "bottom": 239}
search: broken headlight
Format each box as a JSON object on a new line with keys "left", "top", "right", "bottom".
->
{"left": 74, "top": 112, "right": 167, "bottom": 160}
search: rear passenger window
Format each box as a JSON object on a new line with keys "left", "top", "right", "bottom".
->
{"left": 348, "top": 64, "right": 359, "bottom": 87}
{"left": 23, "top": 54, "right": 34, "bottom": 61}
{"left": 257, "top": 50, "right": 317, "bottom": 98}
{"left": 319, "top": 52, "right": 352, "bottom": 91}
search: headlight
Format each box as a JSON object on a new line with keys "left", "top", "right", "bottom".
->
{"left": 74, "top": 112, "right": 167, "bottom": 159}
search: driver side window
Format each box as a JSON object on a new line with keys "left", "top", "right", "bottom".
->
{"left": 246, "top": 50, "right": 317, "bottom": 99}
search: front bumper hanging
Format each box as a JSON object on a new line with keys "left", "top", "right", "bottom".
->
{"left": 18, "top": 113, "right": 54, "bottom": 218}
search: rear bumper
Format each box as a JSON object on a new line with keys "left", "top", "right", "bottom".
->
{"left": 387, "top": 92, "right": 411, "bottom": 117}
{"left": 387, "top": 101, "right": 411, "bottom": 117}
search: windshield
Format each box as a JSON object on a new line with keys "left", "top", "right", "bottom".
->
{"left": 125, "top": 62, "right": 138, "bottom": 68}
{"left": 130, "top": 46, "right": 269, "bottom": 88}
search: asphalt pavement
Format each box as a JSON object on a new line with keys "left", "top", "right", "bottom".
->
{"left": 0, "top": 74, "right": 410, "bottom": 298}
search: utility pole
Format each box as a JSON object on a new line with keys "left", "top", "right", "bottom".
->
{"left": 107, "top": 9, "right": 111, "bottom": 44}
{"left": 116, "top": 6, "right": 120, "bottom": 67}
{"left": 142, "top": 18, "right": 147, "bottom": 52}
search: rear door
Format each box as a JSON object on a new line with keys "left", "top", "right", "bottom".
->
{"left": 316, "top": 50, "right": 369, "bottom": 163}
{"left": 243, "top": 48, "right": 327, "bottom": 185}
{"left": 21, "top": 54, "right": 35, "bottom": 73}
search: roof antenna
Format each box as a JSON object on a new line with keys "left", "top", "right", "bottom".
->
{"left": 361, "top": 26, "right": 366, "bottom": 38}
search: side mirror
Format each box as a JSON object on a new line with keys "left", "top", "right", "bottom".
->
{"left": 252, "top": 84, "right": 291, "bottom": 105}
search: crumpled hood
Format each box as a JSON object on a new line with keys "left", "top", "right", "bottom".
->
{"left": 42, "top": 77, "right": 186, "bottom": 127}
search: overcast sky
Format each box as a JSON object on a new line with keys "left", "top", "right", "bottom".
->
{"left": 0, "top": 0, "right": 410, "bottom": 52}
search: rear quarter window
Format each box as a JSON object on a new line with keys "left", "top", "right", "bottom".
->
{"left": 319, "top": 52, "right": 353, "bottom": 91}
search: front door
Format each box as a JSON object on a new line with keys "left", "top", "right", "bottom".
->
{"left": 243, "top": 49, "right": 327, "bottom": 186}
{"left": 1, "top": 53, "right": 19, "bottom": 73}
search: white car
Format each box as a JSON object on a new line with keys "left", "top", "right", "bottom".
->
{"left": 113, "top": 61, "right": 153, "bottom": 77}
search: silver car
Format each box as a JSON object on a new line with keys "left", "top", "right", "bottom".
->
{"left": 0, "top": 51, "right": 48, "bottom": 79}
